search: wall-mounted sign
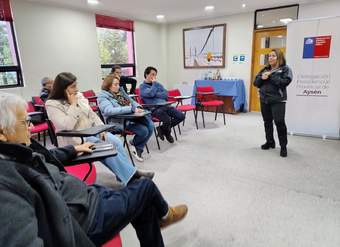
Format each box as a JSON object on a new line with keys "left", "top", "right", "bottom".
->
{"left": 232, "top": 54, "right": 246, "bottom": 64}
{"left": 303, "top": 35, "right": 332, "bottom": 59}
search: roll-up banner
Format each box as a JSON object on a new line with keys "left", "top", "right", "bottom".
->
{"left": 286, "top": 16, "right": 340, "bottom": 139}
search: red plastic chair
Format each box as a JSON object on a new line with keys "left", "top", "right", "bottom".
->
{"left": 168, "top": 89, "right": 198, "bottom": 129}
{"left": 27, "top": 101, "right": 50, "bottom": 146}
{"left": 82, "top": 90, "right": 98, "bottom": 112}
{"left": 32, "top": 96, "right": 45, "bottom": 106}
{"left": 195, "top": 86, "right": 226, "bottom": 128}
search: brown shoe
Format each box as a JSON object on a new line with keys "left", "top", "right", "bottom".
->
{"left": 160, "top": 204, "right": 188, "bottom": 229}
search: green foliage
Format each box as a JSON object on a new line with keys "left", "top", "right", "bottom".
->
{"left": 0, "top": 23, "right": 14, "bottom": 66}
{"left": 97, "top": 27, "right": 128, "bottom": 64}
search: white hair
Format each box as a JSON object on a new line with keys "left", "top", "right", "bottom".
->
{"left": 41, "top": 77, "right": 52, "bottom": 86}
{"left": 0, "top": 93, "right": 27, "bottom": 133}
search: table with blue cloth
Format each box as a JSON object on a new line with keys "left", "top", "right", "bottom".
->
{"left": 192, "top": 79, "right": 247, "bottom": 113}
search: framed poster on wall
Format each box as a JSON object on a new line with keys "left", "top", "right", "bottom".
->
{"left": 183, "top": 23, "right": 226, "bottom": 68}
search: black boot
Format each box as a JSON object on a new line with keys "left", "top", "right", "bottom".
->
{"left": 156, "top": 126, "right": 165, "bottom": 141}
{"left": 261, "top": 142, "right": 275, "bottom": 150}
{"left": 165, "top": 133, "right": 174, "bottom": 143}
{"left": 280, "top": 146, "right": 287, "bottom": 157}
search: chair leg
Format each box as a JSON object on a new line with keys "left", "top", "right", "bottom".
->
{"left": 201, "top": 109, "right": 205, "bottom": 128}
{"left": 38, "top": 132, "right": 41, "bottom": 141}
{"left": 43, "top": 131, "right": 46, "bottom": 147}
{"left": 177, "top": 124, "right": 181, "bottom": 135}
{"left": 215, "top": 107, "right": 218, "bottom": 121}
{"left": 222, "top": 105, "right": 226, "bottom": 125}
{"left": 154, "top": 127, "right": 161, "bottom": 150}
{"left": 145, "top": 143, "right": 150, "bottom": 154}
{"left": 182, "top": 112, "right": 187, "bottom": 126}
{"left": 124, "top": 135, "right": 135, "bottom": 166}
{"left": 83, "top": 163, "right": 93, "bottom": 182}
{"left": 193, "top": 110, "right": 198, "bottom": 129}
{"left": 173, "top": 127, "right": 178, "bottom": 140}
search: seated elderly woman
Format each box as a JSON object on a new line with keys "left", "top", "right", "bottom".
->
{"left": 98, "top": 74, "right": 154, "bottom": 162}
{"left": 45, "top": 72, "right": 153, "bottom": 185}
{"left": 0, "top": 92, "right": 188, "bottom": 247}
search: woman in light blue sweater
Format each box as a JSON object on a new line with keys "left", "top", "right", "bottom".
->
{"left": 98, "top": 75, "right": 154, "bottom": 162}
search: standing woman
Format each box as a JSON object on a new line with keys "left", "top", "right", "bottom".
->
{"left": 45, "top": 72, "right": 154, "bottom": 185}
{"left": 98, "top": 75, "right": 154, "bottom": 162}
{"left": 253, "top": 49, "right": 293, "bottom": 157}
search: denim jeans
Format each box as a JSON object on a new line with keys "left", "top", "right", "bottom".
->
{"left": 152, "top": 106, "right": 185, "bottom": 135}
{"left": 86, "top": 133, "right": 136, "bottom": 185}
{"left": 88, "top": 179, "right": 169, "bottom": 247}
{"left": 126, "top": 116, "right": 154, "bottom": 153}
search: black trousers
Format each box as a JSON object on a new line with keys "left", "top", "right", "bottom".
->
{"left": 120, "top": 76, "right": 137, "bottom": 94}
{"left": 88, "top": 179, "right": 168, "bottom": 247}
{"left": 260, "top": 101, "right": 288, "bottom": 147}
{"left": 152, "top": 106, "right": 185, "bottom": 135}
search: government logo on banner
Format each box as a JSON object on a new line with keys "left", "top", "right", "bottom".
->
{"left": 303, "top": 36, "right": 332, "bottom": 59}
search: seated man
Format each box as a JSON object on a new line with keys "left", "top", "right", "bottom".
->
{"left": 140, "top": 66, "right": 185, "bottom": 143}
{"left": 0, "top": 92, "right": 188, "bottom": 247}
{"left": 40, "top": 76, "right": 54, "bottom": 101}
{"left": 111, "top": 65, "right": 137, "bottom": 94}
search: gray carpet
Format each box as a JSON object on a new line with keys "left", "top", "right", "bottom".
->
{"left": 96, "top": 112, "right": 340, "bottom": 247}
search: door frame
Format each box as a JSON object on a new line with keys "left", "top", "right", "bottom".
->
{"left": 249, "top": 26, "right": 287, "bottom": 112}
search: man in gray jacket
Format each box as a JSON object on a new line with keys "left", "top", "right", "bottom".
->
{"left": 0, "top": 92, "right": 188, "bottom": 247}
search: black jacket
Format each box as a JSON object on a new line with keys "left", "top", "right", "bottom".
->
{"left": 0, "top": 140, "right": 98, "bottom": 247}
{"left": 253, "top": 65, "right": 293, "bottom": 104}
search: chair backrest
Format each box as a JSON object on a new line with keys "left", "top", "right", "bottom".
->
{"left": 27, "top": 101, "right": 36, "bottom": 113}
{"left": 32, "top": 96, "right": 45, "bottom": 106}
{"left": 46, "top": 119, "right": 59, "bottom": 147}
{"left": 167, "top": 89, "right": 181, "bottom": 103}
{"left": 134, "top": 88, "right": 143, "bottom": 104}
{"left": 82, "top": 90, "right": 97, "bottom": 103}
{"left": 82, "top": 90, "right": 96, "bottom": 98}
{"left": 196, "top": 86, "right": 214, "bottom": 93}
{"left": 196, "top": 86, "right": 215, "bottom": 102}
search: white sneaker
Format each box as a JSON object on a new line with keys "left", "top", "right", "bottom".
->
{"left": 131, "top": 145, "right": 144, "bottom": 162}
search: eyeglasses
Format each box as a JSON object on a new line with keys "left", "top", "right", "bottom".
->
{"left": 19, "top": 117, "right": 32, "bottom": 126}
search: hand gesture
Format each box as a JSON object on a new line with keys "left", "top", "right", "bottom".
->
{"left": 135, "top": 108, "right": 144, "bottom": 113}
{"left": 100, "top": 132, "right": 107, "bottom": 141}
{"left": 74, "top": 142, "right": 94, "bottom": 156}
{"left": 66, "top": 90, "right": 78, "bottom": 105}
{"left": 261, "top": 71, "right": 271, "bottom": 80}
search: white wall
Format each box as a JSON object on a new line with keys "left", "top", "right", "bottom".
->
{"left": 166, "top": 13, "right": 254, "bottom": 101}
{"left": 4, "top": 0, "right": 102, "bottom": 99}
{"left": 299, "top": 0, "right": 340, "bottom": 19}
{"left": 134, "top": 22, "right": 167, "bottom": 85}
{"left": 3, "top": 0, "right": 340, "bottom": 102}
{"left": 1, "top": 0, "right": 164, "bottom": 100}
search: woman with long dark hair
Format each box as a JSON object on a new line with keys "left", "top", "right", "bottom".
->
{"left": 45, "top": 72, "right": 154, "bottom": 185}
{"left": 253, "top": 49, "right": 293, "bottom": 157}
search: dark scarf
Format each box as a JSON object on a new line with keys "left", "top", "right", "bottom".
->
{"left": 110, "top": 90, "right": 130, "bottom": 106}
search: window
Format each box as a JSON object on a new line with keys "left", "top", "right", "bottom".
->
{"left": 96, "top": 14, "right": 135, "bottom": 79}
{"left": 255, "top": 5, "right": 299, "bottom": 30}
{"left": 0, "top": 0, "right": 23, "bottom": 88}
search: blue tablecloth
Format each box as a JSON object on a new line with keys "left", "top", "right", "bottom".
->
{"left": 192, "top": 79, "right": 247, "bottom": 112}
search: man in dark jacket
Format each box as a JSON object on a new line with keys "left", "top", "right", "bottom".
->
{"left": 111, "top": 65, "right": 137, "bottom": 94}
{"left": 0, "top": 92, "right": 188, "bottom": 247}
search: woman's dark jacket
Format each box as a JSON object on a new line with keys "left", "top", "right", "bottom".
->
{"left": 253, "top": 65, "right": 293, "bottom": 104}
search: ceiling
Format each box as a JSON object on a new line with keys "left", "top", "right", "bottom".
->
{"left": 26, "top": 0, "right": 329, "bottom": 23}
